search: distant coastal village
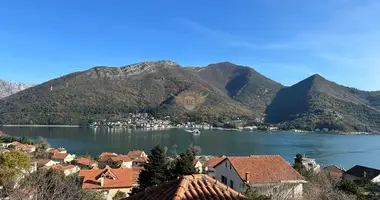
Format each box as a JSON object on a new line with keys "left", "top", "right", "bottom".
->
{"left": 89, "top": 112, "right": 284, "bottom": 131}
{"left": 86, "top": 112, "right": 372, "bottom": 135}
{"left": 1, "top": 130, "right": 380, "bottom": 200}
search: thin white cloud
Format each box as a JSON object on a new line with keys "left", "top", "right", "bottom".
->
{"left": 175, "top": 18, "right": 284, "bottom": 50}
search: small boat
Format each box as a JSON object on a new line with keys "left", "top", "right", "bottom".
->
{"left": 184, "top": 129, "right": 201, "bottom": 135}
{"left": 193, "top": 129, "right": 201, "bottom": 135}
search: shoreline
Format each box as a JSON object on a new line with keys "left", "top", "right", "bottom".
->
{"left": 0, "top": 124, "right": 81, "bottom": 128}
{"left": 0, "top": 125, "right": 378, "bottom": 135}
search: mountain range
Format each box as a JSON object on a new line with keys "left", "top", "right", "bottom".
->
{"left": 0, "top": 79, "right": 34, "bottom": 99}
{"left": 0, "top": 61, "right": 379, "bottom": 132}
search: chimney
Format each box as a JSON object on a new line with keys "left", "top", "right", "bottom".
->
{"left": 245, "top": 172, "right": 250, "bottom": 183}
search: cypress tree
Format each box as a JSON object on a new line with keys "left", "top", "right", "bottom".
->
{"left": 138, "top": 145, "right": 169, "bottom": 189}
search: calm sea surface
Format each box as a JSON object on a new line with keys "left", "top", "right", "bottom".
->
{"left": 1, "top": 127, "right": 380, "bottom": 169}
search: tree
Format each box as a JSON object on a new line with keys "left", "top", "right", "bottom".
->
{"left": 303, "top": 171, "right": 353, "bottom": 200}
{"left": 174, "top": 149, "right": 196, "bottom": 176}
{"left": 19, "top": 136, "right": 32, "bottom": 144}
{"left": 6, "top": 169, "right": 104, "bottom": 200}
{"left": 138, "top": 145, "right": 171, "bottom": 190}
{"left": 244, "top": 187, "right": 271, "bottom": 200}
{"left": 293, "top": 154, "right": 307, "bottom": 176}
{"left": 336, "top": 180, "right": 362, "bottom": 197}
{"left": 35, "top": 136, "right": 50, "bottom": 149}
{"left": 0, "top": 150, "right": 30, "bottom": 186}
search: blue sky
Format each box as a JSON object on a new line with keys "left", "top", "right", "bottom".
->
{"left": 1, "top": 0, "right": 380, "bottom": 90}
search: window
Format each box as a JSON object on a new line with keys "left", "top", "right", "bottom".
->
{"left": 273, "top": 186, "right": 278, "bottom": 193}
{"left": 230, "top": 163, "right": 232, "bottom": 170}
{"left": 221, "top": 175, "right": 227, "bottom": 185}
{"left": 230, "top": 180, "right": 234, "bottom": 189}
{"left": 225, "top": 162, "right": 227, "bottom": 168}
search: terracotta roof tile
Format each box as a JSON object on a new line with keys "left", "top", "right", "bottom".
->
{"left": 224, "top": 155, "right": 305, "bottom": 184}
{"left": 205, "top": 156, "right": 226, "bottom": 168}
{"left": 127, "top": 150, "right": 145, "bottom": 159}
{"left": 125, "top": 174, "right": 248, "bottom": 200}
{"left": 51, "top": 153, "right": 69, "bottom": 160}
{"left": 75, "top": 157, "right": 97, "bottom": 166}
{"left": 110, "top": 155, "right": 132, "bottom": 162}
{"left": 98, "top": 152, "right": 118, "bottom": 162}
{"left": 79, "top": 166, "right": 138, "bottom": 189}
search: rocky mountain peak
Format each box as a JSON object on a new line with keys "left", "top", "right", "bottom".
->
{"left": 0, "top": 79, "right": 34, "bottom": 99}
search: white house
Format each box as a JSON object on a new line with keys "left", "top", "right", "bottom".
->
{"left": 51, "top": 153, "right": 76, "bottom": 163}
{"left": 213, "top": 155, "right": 306, "bottom": 198}
{"left": 132, "top": 156, "right": 148, "bottom": 167}
{"left": 344, "top": 165, "right": 380, "bottom": 183}
{"left": 205, "top": 156, "right": 226, "bottom": 179}
{"left": 36, "top": 159, "right": 60, "bottom": 168}
{"left": 47, "top": 164, "right": 80, "bottom": 176}
{"left": 301, "top": 157, "right": 321, "bottom": 172}
{"left": 106, "top": 155, "right": 133, "bottom": 168}
{"left": 193, "top": 159, "right": 203, "bottom": 173}
{"left": 127, "top": 150, "right": 147, "bottom": 160}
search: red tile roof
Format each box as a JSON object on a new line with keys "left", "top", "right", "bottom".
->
{"left": 98, "top": 152, "right": 118, "bottom": 162}
{"left": 323, "top": 166, "right": 344, "bottom": 181}
{"left": 127, "top": 150, "right": 145, "bottom": 159}
{"left": 51, "top": 153, "right": 69, "bottom": 160}
{"left": 205, "top": 156, "right": 226, "bottom": 168}
{"left": 126, "top": 174, "right": 248, "bottom": 200}
{"left": 75, "top": 157, "right": 97, "bottom": 166}
{"left": 222, "top": 155, "right": 305, "bottom": 184}
{"left": 11, "top": 142, "right": 35, "bottom": 151}
{"left": 110, "top": 155, "right": 132, "bottom": 162}
{"left": 79, "top": 166, "right": 139, "bottom": 189}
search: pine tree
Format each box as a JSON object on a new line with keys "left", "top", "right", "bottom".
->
{"left": 174, "top": 149, "right": 196, "bottom": 176}
{"left": 138, "top": 145, "right": 170, "bottom": 189}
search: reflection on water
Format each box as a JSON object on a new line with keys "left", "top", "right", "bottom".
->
{"left": 1, "top": 127, "right": 380, "bottom": 169}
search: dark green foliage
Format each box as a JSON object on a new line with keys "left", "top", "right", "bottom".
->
{"left": 174, "top": 149, "right": 196, "bottom": 176}
{"left": 293, "top": 154, "right": 308, "bottom": 176}
{"left": 138, "top": 145, "right": 171, "bottom": 189}
{"left": 0, "top": 136, "right": 17, "bottom": 143}
{"left": 19, "top": 136, "right": 32, "bottom": 145}
{"left": 114, "top": 160, "right": 123, "bottom": 169}
{"left": 336, "top": 180, "right": 362, "bottom": 197}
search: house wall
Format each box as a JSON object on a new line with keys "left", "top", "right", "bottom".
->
{"left": 250, "top": 183, "right": 303, "bottom": 198}
{"left": 63, "top": 167, "right": 80, "bottom": 176}
{"left": 108, "top": 188, "right": 132, "bottom": 198}
{"left": 214, "top": 159, "right": 246, "bottom": 192}
{"left": 122, "top": 161, "right": 132, "bottom": 168}
{"left": 195, "top": 162, "right": 203, "bottom": 173}
{"left": 64, "top": 155, "right": 75, "bottom": 163}
{"left": 98, "top": 162, "right": 107, "bottom": 168}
